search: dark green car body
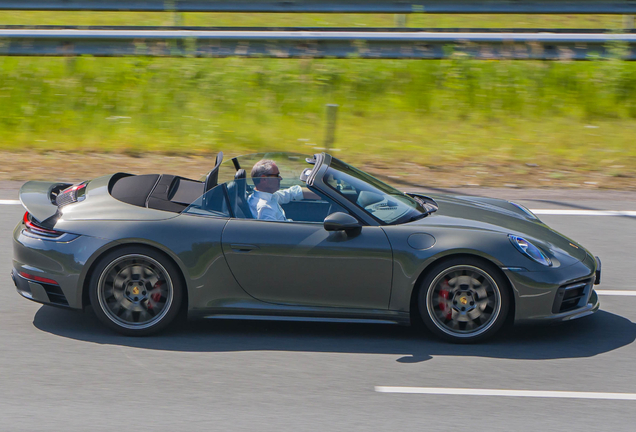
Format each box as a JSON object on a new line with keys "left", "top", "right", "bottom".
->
{"left": 11, "top": 152, "right": 600, "bottom": 341}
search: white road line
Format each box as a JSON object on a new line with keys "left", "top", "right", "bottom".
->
{"left": 596, "top": 290, "right": 636, "bottom": 296}
{"left": 375, "top": 387, "right": 636, "bottom": 401}
{"left": 0, "top": 199, "right": 634, "bottom": 217}
{"left": 531, "top": 209, "right": 636, "bottom": 216}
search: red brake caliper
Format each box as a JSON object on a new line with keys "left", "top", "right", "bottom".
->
{"left": 438, "top": 280, "right": 452, "bottom": 320}
{"left": 148, "top": 281, "right": 163, "bottom": 308}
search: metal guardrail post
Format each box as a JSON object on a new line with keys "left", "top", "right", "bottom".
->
{"left": 394, "top": 14, "right": 408, "bottom": 28}
{"left": 164, "top": 0, "right": 183, "bottom": 26}
{"left": 324, "top": 104, "right": 338, "bottom": 152}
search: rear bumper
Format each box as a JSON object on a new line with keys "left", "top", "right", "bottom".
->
{"left": 11, "top": 268, "right": 71, "bottom": 308}
{"left": 12, "top": 221, "right": 113, "bottom": 309}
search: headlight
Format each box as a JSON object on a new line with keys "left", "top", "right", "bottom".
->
{"left": 509, "top": 235, "right": 552, "bottom": 266}
{"left": 509, "top": 201, "right": 539, "bottom": 220}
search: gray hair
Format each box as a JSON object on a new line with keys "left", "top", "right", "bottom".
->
{"left": 251, "top": 159, "right": 277, "bottom": 182}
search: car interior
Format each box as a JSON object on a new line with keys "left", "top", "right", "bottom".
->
{"left": 222, "top": 155, "right": 343, "bottom": 222}
{"left": 108, "top": 151, "right": 343, "bottom": 222}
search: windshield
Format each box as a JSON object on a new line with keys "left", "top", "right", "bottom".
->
{"left": 324, "top": 158, "right": 428, "bottom": 225}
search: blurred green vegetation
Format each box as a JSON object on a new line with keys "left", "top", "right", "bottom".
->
{"left": 0, "top": 11, "right": 627, "bottom": 28}
{"left": 0, "top": 11, "right": 635, "bottom": 172}
{"left": 0, "top": 11, "right": 622, "bottom": 29}
{"left": 1, "top": 55, "right": 635, "bottom": 172}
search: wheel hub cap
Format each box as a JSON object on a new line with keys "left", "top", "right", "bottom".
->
{"left": 452, "top": 290, "right": 476, "bottom": 313}
{"left": 124, "top": 281, "right": 147, "bottom": 302}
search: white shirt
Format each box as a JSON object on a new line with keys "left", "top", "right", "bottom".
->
{"left": 248, "top": 185, "right": 304, "bottom": 221}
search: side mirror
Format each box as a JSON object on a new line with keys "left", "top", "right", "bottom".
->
{"left": 324, "top": 212, "right": 361, "bottom": 232}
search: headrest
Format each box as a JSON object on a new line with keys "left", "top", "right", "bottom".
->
{"left": 204, "top": 151, "right": 224, "bottom": 192}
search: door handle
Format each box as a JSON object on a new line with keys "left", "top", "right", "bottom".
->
{"left": 230, "top": 244, "right": 259, "bottom": 252}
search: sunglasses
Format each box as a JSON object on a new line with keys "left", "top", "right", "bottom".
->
{"left": 263, "top": 173, "right": 282, "bottom": 179}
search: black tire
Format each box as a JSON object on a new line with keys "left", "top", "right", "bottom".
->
{"left": 417, "top": 257, "right": 510, "bottom": 343}
{"left": 89, "top": 246, "right": 183, "bottom": 336}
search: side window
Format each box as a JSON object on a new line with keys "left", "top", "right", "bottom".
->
{"left": 225, "top": 176, "right": 349, "bottom": 223}
{"left": 281, "top": 187, "right": 349, "bottom": 223}
{"left": 183, "top": 184, "right": 231, "bottom": 218}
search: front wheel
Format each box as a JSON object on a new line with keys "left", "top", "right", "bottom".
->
{"left": 417, "top": 257, "right": 510, "bottom": 343}
{"left": 89, "top": 247, "right": 183, "bottom": 336}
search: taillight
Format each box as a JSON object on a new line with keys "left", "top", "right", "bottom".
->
{"left": 18, "top": 271, "right": 59, "bottom": 285}
{"left": 56, "top": 182, "right": 87, "bottom": 206}
{"left": 23, "top": 212, "right": 65, "bottom": 237}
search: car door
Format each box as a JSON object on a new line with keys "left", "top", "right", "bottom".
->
{"left": 221, "top": 218, "right": 393, "bottom": 309}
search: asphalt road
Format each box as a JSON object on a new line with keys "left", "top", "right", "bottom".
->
{"left": 1, "top": 185, "right": 636, "bottom": 432}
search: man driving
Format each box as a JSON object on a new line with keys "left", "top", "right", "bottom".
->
{"left": 248, "top": 159, "right": 317, "bottom": 221}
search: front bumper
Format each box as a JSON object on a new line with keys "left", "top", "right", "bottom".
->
{"left": 560, "top": 288, "right": 600, "bottom": 322}
{"left": 505, "top": 252, "right": 600, "bottom": 325}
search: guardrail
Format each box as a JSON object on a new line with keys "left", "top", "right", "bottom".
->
{"left": 2, "top": 29, "right": 635, "bottom": 59}
{"left": 2, "top": 25, "right": 634, "bottom": 33}
{"left": 1, "top": 0, "right": 636, "bottom": 14}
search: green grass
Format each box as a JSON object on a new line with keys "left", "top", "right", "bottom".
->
{"left": 0, "top": 11, "right": 630, "bottom": 28}
{"left": 1, "top": 55, "right": 635, "bottom": 175}
{"left": 1, "top": 10, "right": 636, "bottom": 174}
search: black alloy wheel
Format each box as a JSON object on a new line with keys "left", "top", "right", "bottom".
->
{"left": 89, "top": 246, "right": 183, "bottom": 336}
{"left": 418, "top": 257, "right": 510, "bottom": 343}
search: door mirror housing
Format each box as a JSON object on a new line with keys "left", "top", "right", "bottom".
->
{"left": 324, "top": 212, "right": 361, "bottom": 232}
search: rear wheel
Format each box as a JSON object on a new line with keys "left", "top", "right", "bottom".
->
{"left": 89, "top": 246, "right": 183, "bottom": 336}
{"left": 417, "top": 257, "right": 510, "bottom": 343}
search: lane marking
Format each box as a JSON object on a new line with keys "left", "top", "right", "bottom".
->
{"left": 375, "top": 387, "right": 636, "bottom": 401}
{"left": 531, "top": 209, "right": 636, "bottom": 216}
{"left": 596, "top": 290, "right": 636, "bottom": 296}
{"left": 0, "top": 200, "right": 633, "bottom": 217}
{"left": 0, "top": 197, "right": 634, "bottom": 216}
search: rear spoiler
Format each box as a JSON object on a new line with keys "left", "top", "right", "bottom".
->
{"left": 19, "top": 181, "right": 71, "bottom": 224}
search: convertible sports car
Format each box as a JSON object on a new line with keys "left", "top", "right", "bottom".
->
{"left": 11, "top": 152, "right": 601, "bottom": 342}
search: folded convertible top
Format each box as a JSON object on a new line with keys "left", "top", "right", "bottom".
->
{"left": 109, "top": 173, "right": 205, "bottom": 212}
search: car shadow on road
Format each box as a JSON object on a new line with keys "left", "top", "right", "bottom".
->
{"left": 33, "top": 306, "right": 635, "bottom": 363}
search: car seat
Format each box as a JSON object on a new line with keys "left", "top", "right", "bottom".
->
{"left": 226, "top": 169, "right": 254, "bottom": 218}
